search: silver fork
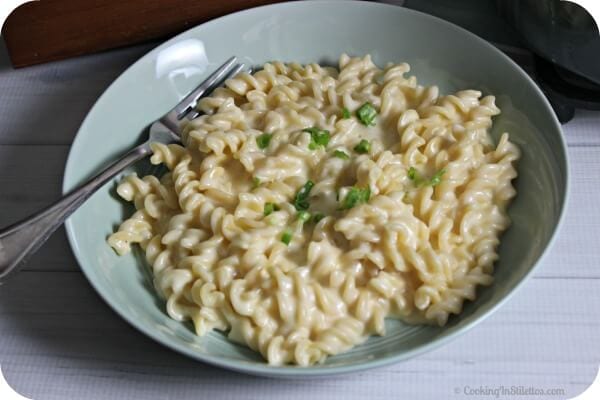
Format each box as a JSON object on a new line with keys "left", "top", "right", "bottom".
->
{"left": 0, "top": 56, "right": 244, "bottom": 283}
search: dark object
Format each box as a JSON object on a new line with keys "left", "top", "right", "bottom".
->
{"left": 1, "top": 0, "right": 281, "bottom": 68}
{"left": 497, "top": 0, "right": 600, "bottom": 84}
{"left": 397, "top": 0, "right": 600, "bottom": 123}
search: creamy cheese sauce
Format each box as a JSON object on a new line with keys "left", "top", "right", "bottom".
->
{"left": 108, "top": 55, "right": 520, "bottom": 366}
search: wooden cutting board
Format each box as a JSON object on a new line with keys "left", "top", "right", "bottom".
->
{"left": 2, "top": 0, "right": 283, "bottom": 68}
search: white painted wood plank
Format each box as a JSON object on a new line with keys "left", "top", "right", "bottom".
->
{"left": 1, "top": 144, "right": 598, "bottom": 277}
{"left": 565, "top": 111, "right": 600, "bottom": 146}
{"left": 0, "top": 41, "right": 156, "bottom": 146}
{"left": 0, "top": 272, "right": 596, "bottom": 399}
{"left": 0, "top": 146, "right": 68, "bottom": 221}
{"left": 0, "top": 145, "right": 78, "bottom": 271}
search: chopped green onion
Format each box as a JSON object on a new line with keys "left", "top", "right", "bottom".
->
{"left": 429, "top": 169, "right": 447, "bottom": 187}
{"left": 339, "top": 187, "right": 371, "bottom": 210}
{"left": 407, "top": 167, "right": 424, "bottom": 186}
{"left": 333, "top": 150, "right": 350, "bottom": 160}
{"left": 303, "top": 127, "right": 330, "bottom": 150}
{"left": 297, "top": 210, "right": 311, "bottom": 222}
{"left": 281, "top": 229, "right": 293, "bottom": 245}
{"left": 252, "top": 177, "right": 261, "bottom": 188}
{"left": 256, "top": 133, "right": 272, "bottom": 149}
{"left": 407, "top": 167, "right": 447, "bottom": 187}
{"left": 408, "top": 167, "right": 418, "bottom": 181}
{"left": 313, "top": 212, "right": 325, "bottom": 223}
{"left": 342, "top": 107, "right": 351, "bottom": 119}
{"left": 293, "top": 180, "right": 314, "bottom": 211}
{"left": 356, "top": 102, "right": 377, "bottom": 126}
{"left": 353, "top": 139, "right": 371, "bottom": 154}
{"left": 264, "top": 202, "right": 279, "bottom": 216}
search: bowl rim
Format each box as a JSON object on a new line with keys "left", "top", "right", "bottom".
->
{"left": 63, "top": 0, "right": 570, "bottom": 377}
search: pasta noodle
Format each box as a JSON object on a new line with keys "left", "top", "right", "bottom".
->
{"left": 108, "top": 54, "right": 520, "bottom": 366}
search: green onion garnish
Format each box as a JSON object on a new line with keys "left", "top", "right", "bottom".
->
{"left": 293, "top": 180, "right": 314, "bottom": 211}
{"left": 407, "top": 167, "right": 424, "bottom": 186}
{"left": 281, "top": 229, "right": 293, "bottom": 245}
{"left": 303, "top": 127, "right": 330, "bottom": 150}
{"left": 264, "top": 202, "right": 279, "bottom": 216}
{"left": 353, "top": 139, "right": 371, "bottom": 154}
{"left": 252, "top": 177, "right": 261, "bottom": 188}
{"left": 256, "top": 133, "right": 272, "bottom": 149}
{"left": 429, "top": 169, "right": 447, "bottom": 186}
{"left": 297, "top": 210, "right": 311, "bottom": 222}
{"left": 339, "top": 187, "right": 371, "bottom": 210}
{"left": 356, "top": 102, "right": 377, "bottom": 126}
{"left": 313, "top": 212, "right": 325, "bottom": 223}
{"left": 408, "top": 167, "right": 418, "bottom": 181}
{"left": 342, "top": 107, "right": 351, "bottom": 119}
{"left": 408, "top": 167, "right": 447, "bottom": 187}
{"left": 333, "top": 150, "right": 350, "bottom": 160}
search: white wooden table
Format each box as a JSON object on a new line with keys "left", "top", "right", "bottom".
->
{"left": 0, "top": 38, "right": 599, "bottom": 400}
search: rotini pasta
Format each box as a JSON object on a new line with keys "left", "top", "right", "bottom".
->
{"left": 108, "top": 54, "right": 520, "bottom": 366}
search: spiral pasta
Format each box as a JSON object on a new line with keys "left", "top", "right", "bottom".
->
{"left": 108, "top": 54, "right": 520, "bottom": 366}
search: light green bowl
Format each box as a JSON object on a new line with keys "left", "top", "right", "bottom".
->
{"left": 63, "top": 0, "right": 569, "bottom": 377}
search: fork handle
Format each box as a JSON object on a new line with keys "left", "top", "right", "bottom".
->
{"left": 0, "top": 142, "right": 151, "bottom": 283}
